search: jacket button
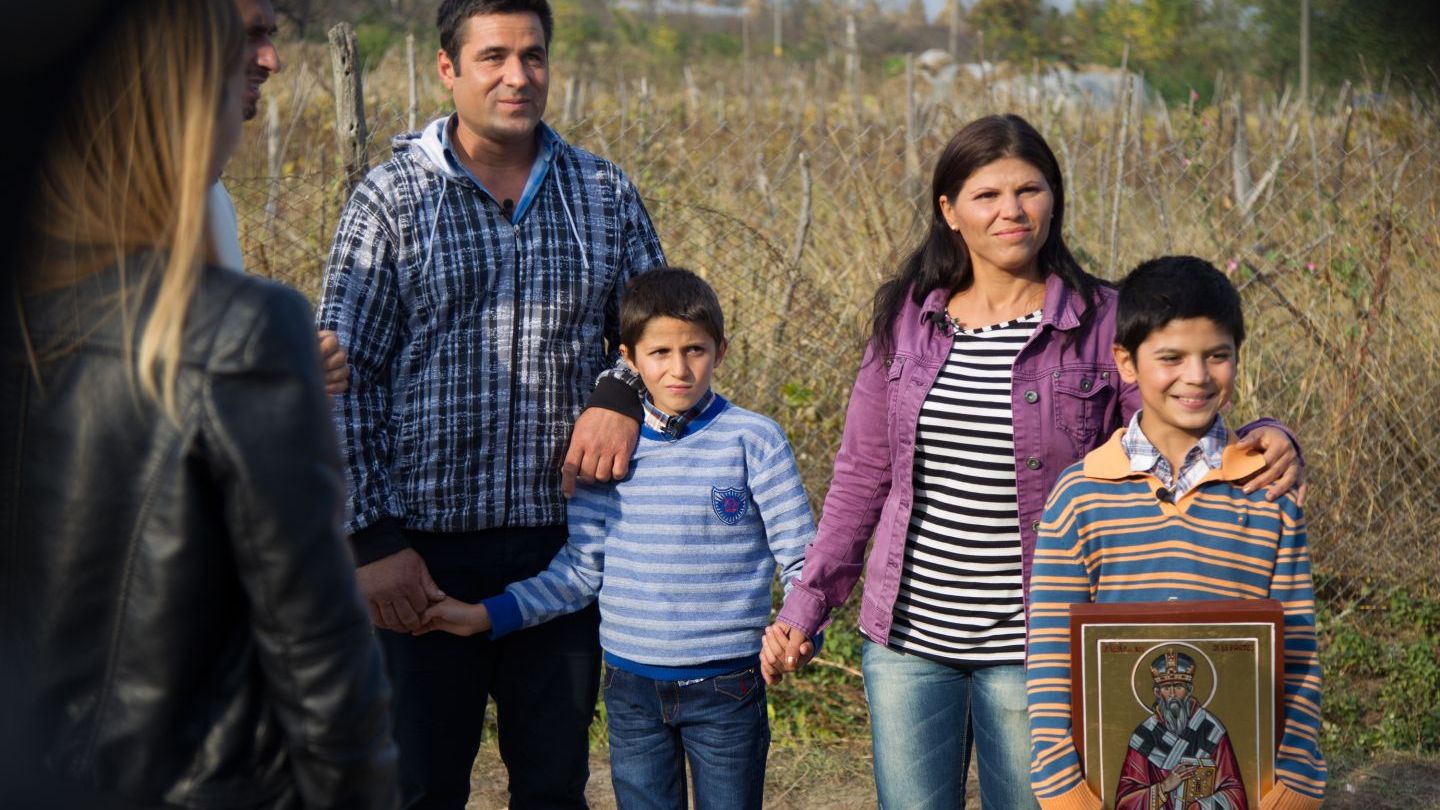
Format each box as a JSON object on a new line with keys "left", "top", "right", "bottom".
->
{"left": 1024, "top": 390, "right": 1039, "bottom": 404}
{"left": 1031, "top": 520, "right": 1041, "bottom": 532}
{"left": 1080, "top": 378, "right": 1093, "bottom": 391}
{"left": 1025, "top": 456, "right": 1042, "bottom": 470}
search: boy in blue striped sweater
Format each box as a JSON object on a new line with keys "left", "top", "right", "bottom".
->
{"left": 1026, "top": 257, "right": 1324, "bottom": 810}
{"left": 418, "top": 268, "right": 816, "bottom": 809}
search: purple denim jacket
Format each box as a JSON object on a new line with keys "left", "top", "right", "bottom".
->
{"left": 776, "top": 274, "right": 1284, "bottom": 645}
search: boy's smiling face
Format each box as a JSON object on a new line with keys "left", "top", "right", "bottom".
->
{"left": 1114, "top": 317, "right": 1238, "bottom": 455}
{"left": 621, "top": 316, "right": 726, "bottom": 417}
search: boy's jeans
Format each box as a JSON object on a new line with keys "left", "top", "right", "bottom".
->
{"left": 602, "top": 663, "right": 769, "bottom": 810}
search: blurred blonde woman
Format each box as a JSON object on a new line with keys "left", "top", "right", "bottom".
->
{"left": 2, "top": 1, "right": 398, "bottom": 807}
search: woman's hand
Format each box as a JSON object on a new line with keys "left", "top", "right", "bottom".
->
{"left": 1236, "top": 425, "right": 1306, "bottom": 504}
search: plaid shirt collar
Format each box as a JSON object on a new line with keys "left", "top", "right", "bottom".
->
{"left": 641, "top": 389, "right": 717, "bottom": 441}
{"left": 1121, "top": 410, "right": 1230, "bottom": 498}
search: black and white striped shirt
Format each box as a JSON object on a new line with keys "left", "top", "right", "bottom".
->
{"left": 889, "top": 310, "right": 1041, "bottom": 667}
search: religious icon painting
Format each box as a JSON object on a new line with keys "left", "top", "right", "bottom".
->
{"left": 1069, "top": 599, "right": 1285, "bottom": 810}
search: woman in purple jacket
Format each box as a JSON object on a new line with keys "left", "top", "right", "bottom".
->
{"left": 763, "top": 115, "right": 1301, "bottom": 808}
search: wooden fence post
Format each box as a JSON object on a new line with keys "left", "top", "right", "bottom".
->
{"left": 406, "top": 32, "right": 418, "bottom": 131}
{"left": 845, "top": 10, "right": 860, "bottom": 125}
{"left": 904, "top": 53, "right": 921, "bottom": 202}
{"left": 329, "top": 22, "right": 369, "bottom": 201}
{"left": 264, "top": 95, "right": 281, "bottom": 239}
{"left": 562, "top": 75, "right": 578, "bottom": 127}
{"left": 772, "top": 0, "right": 783, "bottom": 58}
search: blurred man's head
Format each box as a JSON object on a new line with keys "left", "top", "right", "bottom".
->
{"left": 235, "top": 0, "right": 281, "bottom": 120}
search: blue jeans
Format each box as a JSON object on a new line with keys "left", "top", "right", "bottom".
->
{"left": 862, "top": 641, "right": 1039, "bottom": 810}
{"left": 602, "top": 663, "right": 769, "bottom": 810}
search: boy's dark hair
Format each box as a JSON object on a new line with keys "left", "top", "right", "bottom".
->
{"left": 619, "top": 268, "right": 725, "bottom": 351}
{"left": 438, "top": 0, "right": 553, "bottom": 66}
{"left": 1115, "top": 255, "right": 1245, "bottom": 354}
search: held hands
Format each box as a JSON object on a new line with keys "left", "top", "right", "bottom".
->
{"left": 1235, "top": 425, "right": 1306, "bottom": 504}
{"left": 414, "top": 597, "right": 491, "bottom": 637}
{"left": 317, "top": 329, "right": 350, "bottom": 395}
{"left": 356, "top": 548, "right": 446, "bottom": 632}
{"left": 759, "top": 622, "right": 815, "bottom": 685}
{"left": 561, "top": 408, "right": 640, "bottom": 497}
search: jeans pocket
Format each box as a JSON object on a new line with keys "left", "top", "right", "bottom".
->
{"left": 602, "top": 663, "right": 617, "bottom": 691}
{"left": 712, "top": 668, "right": 761, "bottom": 702}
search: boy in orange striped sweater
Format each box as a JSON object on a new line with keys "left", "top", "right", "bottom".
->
{"left": 1025, "top": 256, "right": 1324, "bottom": 810}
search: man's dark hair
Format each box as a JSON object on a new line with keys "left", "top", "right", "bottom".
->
{"left": 619, "top": 268, "right": 725, "bottom": 352}
{"left": 437, "top": 0, "right": 554, "bottom": 66}
{"left": 1115, "top": 255, "right": 1245, "bottom": 355}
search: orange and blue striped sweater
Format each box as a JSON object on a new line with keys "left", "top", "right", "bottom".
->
{"left": 1025, "top": 429, "right": 1325, "bottom": 810}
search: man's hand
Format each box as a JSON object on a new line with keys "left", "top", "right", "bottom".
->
{"left": 561, "top": 407, "right": 640, "bottom": 497}
{"left": 1236, "top": 425, "right": 1305, "bottom": 504}
{"left": 317, "top": 329, "right": 350, "bottom": 395}
{"left": 759, "top": 622, "right": 814, "bottom": 684}
{"left": 356, "top": 548, "right": 445, "bottom": 632}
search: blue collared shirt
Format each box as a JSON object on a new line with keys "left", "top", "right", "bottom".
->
{"left": 1120, "top": 411, "right": 1230, "bottom": 499}
{"left": 439, "top": 113, "right": 557, "bottom": 222}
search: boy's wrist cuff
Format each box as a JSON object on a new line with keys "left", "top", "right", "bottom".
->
{"left": 483, "top": 592, "right": 524, "bottom": 639}
{"left": 586, "top": 375, "right": 644, "bottom": 422}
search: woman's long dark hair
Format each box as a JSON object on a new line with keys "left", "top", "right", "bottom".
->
{"left": 870, "top": 114, "right": 1101, "bottom": 358}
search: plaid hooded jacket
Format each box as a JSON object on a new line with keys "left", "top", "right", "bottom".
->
{"left": 318, "top": 116, "right": 664, "bottom": 545}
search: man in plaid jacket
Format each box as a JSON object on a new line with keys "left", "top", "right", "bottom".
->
{"left": 317, "top": 0, "right": 662, "bottom": 806}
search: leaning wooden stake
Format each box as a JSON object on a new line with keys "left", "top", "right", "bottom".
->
{"left": 329, "top": 22, "right": 369, "bottom": 201}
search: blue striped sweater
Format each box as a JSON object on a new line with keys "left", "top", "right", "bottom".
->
{"left": 1026, "top": 429, "right": 1324, "bottom": 810}
{"left": 484, "top": 394, "right": 815, "bottom": 674}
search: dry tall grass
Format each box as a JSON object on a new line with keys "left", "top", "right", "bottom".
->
{"left": 227, "top": 43, "right": 1440, "bottom": 604}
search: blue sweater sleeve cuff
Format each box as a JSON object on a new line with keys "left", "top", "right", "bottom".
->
{"left": 484, "top": 592, "right": 524, "bottom": 639}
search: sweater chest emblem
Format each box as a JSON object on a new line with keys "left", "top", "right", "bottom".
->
{"left": 711, "top": 486, "right": 750, "bottom": 525}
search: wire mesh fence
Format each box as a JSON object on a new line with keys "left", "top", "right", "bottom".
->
{"left": 224, "top": 49, "right": 1440, "bottom": 613}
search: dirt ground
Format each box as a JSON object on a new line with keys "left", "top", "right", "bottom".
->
{"left": 467, "top": 739, "right": 974, "bottom": 809}
{"left": 468, "top": 742, "right": 1440, "bottom": 809}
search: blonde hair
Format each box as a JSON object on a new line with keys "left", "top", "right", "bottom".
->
{"left": 26, "top": 0, "right": 243, "bottom": 417}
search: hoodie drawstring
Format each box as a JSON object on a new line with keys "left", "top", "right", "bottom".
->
{"left": 421, "top": 176, "right": 449, "bottom": 275}
{"left": 555, "top": 180, "right": 591, "bottom": 272}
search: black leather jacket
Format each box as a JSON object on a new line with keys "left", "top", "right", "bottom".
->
{"left": 0, "top": 259, "right": 398, "bottom": 809}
